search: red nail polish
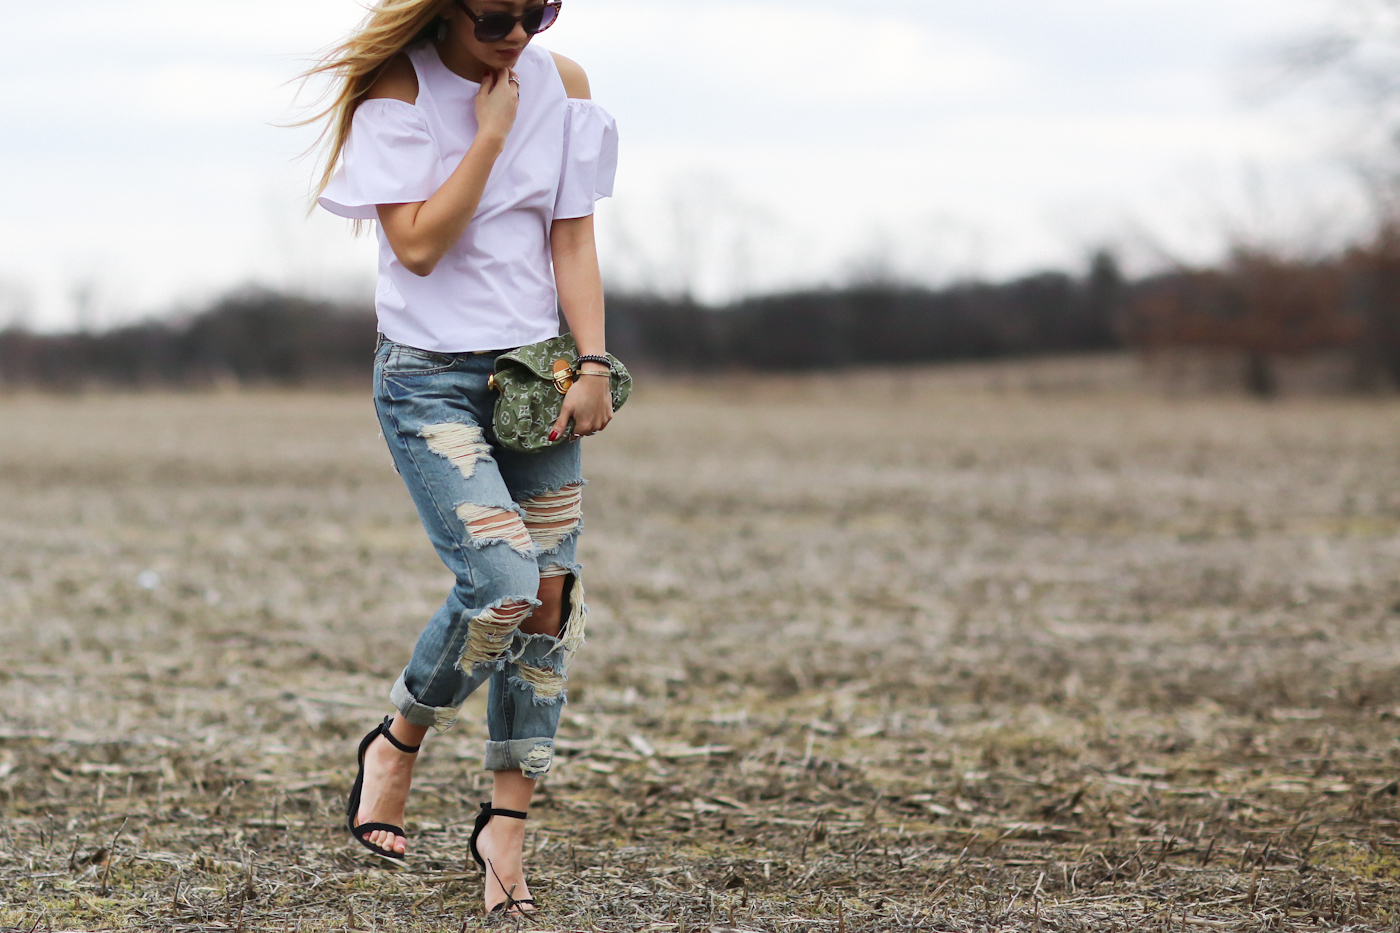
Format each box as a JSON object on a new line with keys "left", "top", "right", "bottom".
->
{"left": 549, "top": 430, "right": 558, "bottom": 441}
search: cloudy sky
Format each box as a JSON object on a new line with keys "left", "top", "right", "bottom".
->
{"left": 0, "top": 0, "right": 1354, "bottom": 330}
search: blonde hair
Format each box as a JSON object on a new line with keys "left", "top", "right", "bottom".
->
{"left": 299, "top": 0, "right": 451, "bottom": 203}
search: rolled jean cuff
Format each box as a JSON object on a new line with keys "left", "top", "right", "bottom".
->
{"left": 484, "top": 737, "right": 556, "bottom": 777}
{"left": 390, "top": 673, "right": 462, "bottom": 732}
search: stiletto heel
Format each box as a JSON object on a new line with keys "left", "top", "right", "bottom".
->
{"left": 346, "top": 715, "right": 420, "bottom": 862}
{"left": 469, "top": 801, "right": 536, "bottom": 913}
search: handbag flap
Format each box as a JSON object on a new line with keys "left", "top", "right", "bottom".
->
{"left": 495, "top": 334, "right": 578, "bottom": 380}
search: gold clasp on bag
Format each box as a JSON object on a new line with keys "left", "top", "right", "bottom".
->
{"left": 487, "top": 372, "right": 500, "bottom": 392}
{"left": 551, "top": 358, "right": 576, "bottom": 394}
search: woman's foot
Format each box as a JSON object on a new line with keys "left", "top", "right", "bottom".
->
{"left": 475, "top": 813, "right": 535, "bottom": 914}
{"left": 355, "top": 721, "right": 424, "bottom": 856}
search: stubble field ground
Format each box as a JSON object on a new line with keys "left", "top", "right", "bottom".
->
{"left": 1, "top": 356, "right": 1399, "bottom": 932}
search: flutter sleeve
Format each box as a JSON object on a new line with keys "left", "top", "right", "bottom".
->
{"left": 318, "top": 100, "right": 442, "bottom": 220}
{"left": 554, "top": 99, "right": 619, "bottom": 220}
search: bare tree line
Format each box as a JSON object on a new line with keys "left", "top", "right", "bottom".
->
{"left": 0, "top": 256, "right": 1128, "bottom": 390}
{"left": 0, "top": 248, "right": 1395, "bottom": 393}
{"left": 0, "top": 290, "right": 379, "bottom": 389}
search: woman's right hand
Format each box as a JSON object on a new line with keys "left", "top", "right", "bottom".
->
{"left": 377, "top": 68, "right": 520, "bottom": 277}
{"left": 475, "top": 68, "right": 520, "bottom": 142}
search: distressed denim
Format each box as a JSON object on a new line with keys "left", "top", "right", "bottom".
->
{"left": 374, "top": 337, "right": 586, "bottom": 778}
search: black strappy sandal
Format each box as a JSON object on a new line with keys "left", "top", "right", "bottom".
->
{"left": 346, "top": 716, "right": 421, "bottom": 862}
{"left": 469, "top": 802, "right": 537, "bottom": 914}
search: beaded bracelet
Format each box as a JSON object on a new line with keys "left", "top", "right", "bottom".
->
{"left": 575, "top": 354, "right": 613, "bottom": 371}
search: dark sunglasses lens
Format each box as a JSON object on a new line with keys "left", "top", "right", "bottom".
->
{"left": 473, "top": 12, "right": 516, "bottom": 41}
{"left": 523, "top": 4, "right": 558, "bottom": 33}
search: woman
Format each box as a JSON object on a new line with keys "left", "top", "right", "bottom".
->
{"left": 305, "top": 0, "right": 618, "bottom": 915}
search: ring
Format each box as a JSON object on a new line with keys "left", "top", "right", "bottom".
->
{"left": 508, "top": 76, "right": 520, "bottom": 86}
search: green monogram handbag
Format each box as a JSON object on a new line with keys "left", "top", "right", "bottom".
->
{"left": 487, "top": 334, "right": 632, "bottom": 453}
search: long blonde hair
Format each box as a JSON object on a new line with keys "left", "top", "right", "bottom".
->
{"left": 299, "top": 0, "right": 451, "bottom": 202}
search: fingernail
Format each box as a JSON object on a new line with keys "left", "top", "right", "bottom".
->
{"left": 548, "top": 430, "right": 559, "bottom": 441}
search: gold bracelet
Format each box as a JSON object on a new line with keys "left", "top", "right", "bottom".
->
{"left": 577, "top": 371, "right": 610, "bottom": 376}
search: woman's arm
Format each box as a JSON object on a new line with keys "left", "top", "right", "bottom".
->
{"left": 548, "top": 53, "right": 613, "bottom": 440}
{"left": 548, "top": 207, "right": 613, "bottom": 440}
{"left": 552, "top": 216, "right": 606, "bottom": 361}
{"left": 370, "top": 56, "right": 520, "bottom": 277}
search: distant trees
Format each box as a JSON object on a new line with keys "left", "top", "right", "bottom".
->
{"left": 1123, "top": 252, "right": 1364, "bottom": 395}
{"left": 1348, "top": 229, "right": 1400, "bottom": 384}
{"left": 0, "top": 289, "right": 376, "bottom": 389}
{"left": 0, "top": 261, "right": 1129, "bottom": 389}
{"left": 605, "top": 254, "right": 1124, "bottom": 371}
{"left": 3, "top": 250, "right": 1395, "bottom": 395}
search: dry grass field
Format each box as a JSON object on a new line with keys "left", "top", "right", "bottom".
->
{"left": 1, "top": 357, "right": 1399, "bottom": 932}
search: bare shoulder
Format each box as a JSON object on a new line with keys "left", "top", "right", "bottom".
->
{"left": 549, "top": 51, "right": 591, "bottom": 100}
{"left": 366, "top": 52, "right": 418, "bottom": 103}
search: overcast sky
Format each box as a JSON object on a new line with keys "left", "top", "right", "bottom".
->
{"left": 0, "top": 0, "right": 1354, "bottom": 330}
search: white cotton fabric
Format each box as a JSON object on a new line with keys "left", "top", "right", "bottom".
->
{"left": 555, "top": 99, "right": 618, "bottom": 219}
{"left": 318, "top": 42, "right": 618, "bottom": 354}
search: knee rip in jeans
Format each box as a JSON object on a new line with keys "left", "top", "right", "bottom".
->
{"left": 512, "top": 571, "right": 587, "bottom": 706}
{"left": 421, "top": 422, "right": 492, "bottom": 480}
{"left": 512, "top": 662, "right": 567, "bottom": 705}
{"left": 555, "top": 570, "right": 587, "bottom": 662}
{"left": 458, "top": 598, "right": 534, "bottom": 670}
{"left": 456, "top": 504, "right": 535, "bottom": 556}
{"left": 520, "top": 482, "right": 584, "bottom": 553}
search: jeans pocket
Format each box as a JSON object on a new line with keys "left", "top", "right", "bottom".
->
{"left": 381, "top": 342, "right": 456, "bottom": 376}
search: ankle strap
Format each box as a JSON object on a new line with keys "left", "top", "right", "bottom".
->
{"left": 379, "top": 716, "right": 421, "bottom": 754}
{"left": 480, "top": 802, "right": 528, "bottom": 820}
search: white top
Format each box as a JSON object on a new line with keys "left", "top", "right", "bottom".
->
{"left": 318, "top": 42, "right": 618, "bottom": 353}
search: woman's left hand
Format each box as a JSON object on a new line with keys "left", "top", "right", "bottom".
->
{"left": 549, "top": 373, "right": 613, "bottom": 441}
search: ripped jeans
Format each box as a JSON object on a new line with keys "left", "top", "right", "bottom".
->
{"left": 374, "top": 338, "right": 586, "bottom": 779}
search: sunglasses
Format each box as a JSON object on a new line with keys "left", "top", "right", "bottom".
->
{"left": 454, "top": 0, "right": 562, "bottom": 43}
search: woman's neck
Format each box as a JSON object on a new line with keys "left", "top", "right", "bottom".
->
{"left": 435, "top": 35, "right": 490, "bottom": 82}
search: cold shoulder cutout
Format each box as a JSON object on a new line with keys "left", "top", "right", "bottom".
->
{"left": 366, "top": 52, "right": 419, "bottom": 104}
{"left": 549, "top": 52, "right": 591, "bottom": 99}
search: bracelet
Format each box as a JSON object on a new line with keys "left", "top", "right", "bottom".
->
{"left": 576, "top": 371, "right": 610, "bottom": 377}
{"left": 575, "top": 354, "right": 612, "bottom": 371}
